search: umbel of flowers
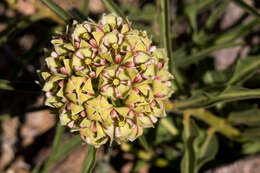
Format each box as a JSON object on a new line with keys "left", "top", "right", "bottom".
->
{"left": 39, "top": 13, "right": 174, "bottom": 148}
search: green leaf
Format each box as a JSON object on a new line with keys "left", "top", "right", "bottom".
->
{"left": 102, "top": 0, "right": 125, "bottom": 19}
{"left": 82, "top": 145, "right": 97, "bottom": 173}
{"left": 228, "top": 56, "right": 260, "bottom": 85}
{"left": 232, "top": 0, "right": 260, "bottom": 20}
{"left": 40, "top": 0, "right": 72, "bottom": 23}
{"left": 185, "top": 3, "right": 197, "bottom": 34}
{"left": 196, "top": 132, "right": 218, "bottom": 171}
{"left": 138, "top": 135, "right": 151, "bottom": 152}
{"left": 204, "top": 0, "right": 230, "bottom": 30}
{"left": 174, "top": 86, "right": 260, "bottom": 110}
{"left": 81, "top": 0, "right": 90, "bottom": 17}
{"left": 228, "top": 109, "right": 260, "bottom": 126}
{"left": 195, "top": 0, "right": 221, "bottom": 10}
{"left": 121, "top": 4, "right": 158, "bottom": 21}
{"left": 9, "top": 37, "right": 50, "bottom": 80}
{"left": 185, "top": 109, "right": 240, "bottom": 139}
{"left": 214, "top": 18, "right": 260, "bottom": 45}
{"left": 202, "top": 70, "right": 229, "bottom": 85}
{"left": 54, "top": 136, "right": 82, "bottom": 160}
{"left": 0, "top": 80, "right": 41, "bottom": 92}
{"left": 32, "top": 136, "right": 82, "bottom": 173}
{"left": 175, "top": 42, "right": 243, "bottom": 66}
{"left": 242, "top": 141, "right": 260, "bottom": 154}
{"left": 160, "top": 118, "right": 179, "bottom": 136}
{"left": 41, "top": 123, "right": 65, "bottom": 173}
{"left": 181, "top": 115, "right": 199, "bottom": 173}
{"left": 242, "top": 127, "right": 260, "bottom": 141}
{"left": 0, "top": 15, "right": 42, "bottom": 46}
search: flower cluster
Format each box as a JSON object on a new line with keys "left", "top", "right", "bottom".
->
{"left": 40, "top": 13, "right": 174, "bottom": 148}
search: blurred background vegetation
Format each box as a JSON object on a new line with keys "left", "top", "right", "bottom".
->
{"left": 1, "top": 0, "right": 260, "bottom": 172}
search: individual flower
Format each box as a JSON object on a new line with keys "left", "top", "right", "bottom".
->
{"left": 39, "top": 13, "right": 174, "bottom": 148}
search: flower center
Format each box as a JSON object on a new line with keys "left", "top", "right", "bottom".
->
{"left": 140, "top": 64, "right": 147, "bottom": 71}
{"left": 112, "top": 43, "right": 119, "bottom": 50}
{"left": 103, "top": 24, "right": 110, "bottom": 33}
{"left": 112, "top": 78, "right": 120, "bottom": 86}
{"left": 85, "top": 58, "right": 92, "bottom": 65}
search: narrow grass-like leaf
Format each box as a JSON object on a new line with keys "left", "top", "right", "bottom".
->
{"left": 81, "top": 0, "right": 90, "bottom": 17}
{"left": 172, "top": 87, "right": 260, "bottom": 110}
{"left": 33, "top": 136, "right": 82, "bottom": 173}
{"left": 0, "top": 80, "right": 41, "bottom": 92}
{"left": 102, "top": 0, "right": 125, "bottom": 19}
{"left": 1, "top": 106, "right": 47, "bottom": 119}
{"left": 228, "top": 56, "right": 260, "bottom": 85}
{"left": 196, "top": 130, "right": 218, "bottom": 171}
{"left": 82, "top": 145, "right": 97, "bottom": 173}
{"left": 40, "top": 0, "right": 72, "bottom": 23}
{"left": 185, "top": 3, "right": 197, "bottom": 34}
{"left": 196, "top": 0, "right": 221, "bottom": 10}
{"left": 0, "top": 14, "right": 42, "bottom": 46}
{"left": 161, "top": 0, "right": 185, "bottom": 92}
{"left": 181, "top": 113, "right": 198, "bottom": 173}
{"left": 175, "top": 42, "right": 243, "bottom": 66}
{"left": 138, "top": 135, "right": 151, "bottom": 152}
{"left": 214, "top": 18, "right": 260, "bottom": 44}
{"left": 41, "top": 123, "right": 65, "bottom": 173}
{"left": 160, "top": 118, "right": 179, "bottom": 136}
{"left": 229, "top": 109, "right": 260, "bottom": 126}
{"left": 232, "top": 0, "right": 260, "bottom": 20}
{"left": 205, "top": 0, "right": 230, "bottom": 30}
{"left": 10, "top": 37, "right": 50, "bottom": 80}
{"left": 242, "top": 141, "right": 260, "bottom": 154}
{"left": 242, "top": 127, "right": 260, "bottom": 141}
{"left": 54, "top": 136, "right": 82, "bottom": 160}
{"left": 185, "top": 109, "right": 240, "bottom": 139}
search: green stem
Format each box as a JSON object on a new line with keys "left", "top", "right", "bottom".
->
{"left": 82, "top": 145, "right": 97, "bottom": 173}
{"left": 161, "top": 0, "right": 185, "bottom": 92}
{"left": 41, "top": 123, "right": 65, "bottom": 173}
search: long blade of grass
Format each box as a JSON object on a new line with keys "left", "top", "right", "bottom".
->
{"left": 161, "top": 0, "right": 185, "bottom": 92}
{"left": 32, "top": 136, "right": 82, "bottom": 173}
{"left": 102, "top": 0, "right": 125, "bottom": 19}
{"left": 205, "top": 0, "right": 230, "bottom": 30}
{"left": 40, "top": 0, "right": 72, "bottom": 23}
{"left": 82, "top": 145, "right": 97, "bottom": 173}
{"left": 41, "top": 123, "right": 65, "bottom": 173}
{"left": 0, "top": 106, "right": 48, "bottom": 120}
{"left": 81, "top": 0, "right": 90, "bottom": 17}
{"left": 9, "top": 37, "right": 50, "bottom": 80}
{"left": 41, "top": 124, "right": 65, "bottom": 173}
{"left": 214, "top": 18, "right": 259, "bottom": 44}
{"left": 54, "top": 136, "right": 82, "bottom": 160}
{"left": 175, "top": 42, "right": 243, "bottom": 66}
{"left": 0, "top": 14, "right": 42, "bottom": 46}
{"left": 138, "top": 135, "right": 151, "bottom": 152}
{"left": 171, "top": 86, "right": 260, "bottom": 110}
{"left": 0, "top": 80, "right": 41, "bottom": 92}
{"left": 232, "top": 0, "right": 260, "bottom": 20}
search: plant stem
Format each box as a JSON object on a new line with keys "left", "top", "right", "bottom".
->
{"left": 82, "top": 145, "right": 97, "bottom": 173}
{"left": 161, "top": 0, "right": 185, "bottom": 93}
